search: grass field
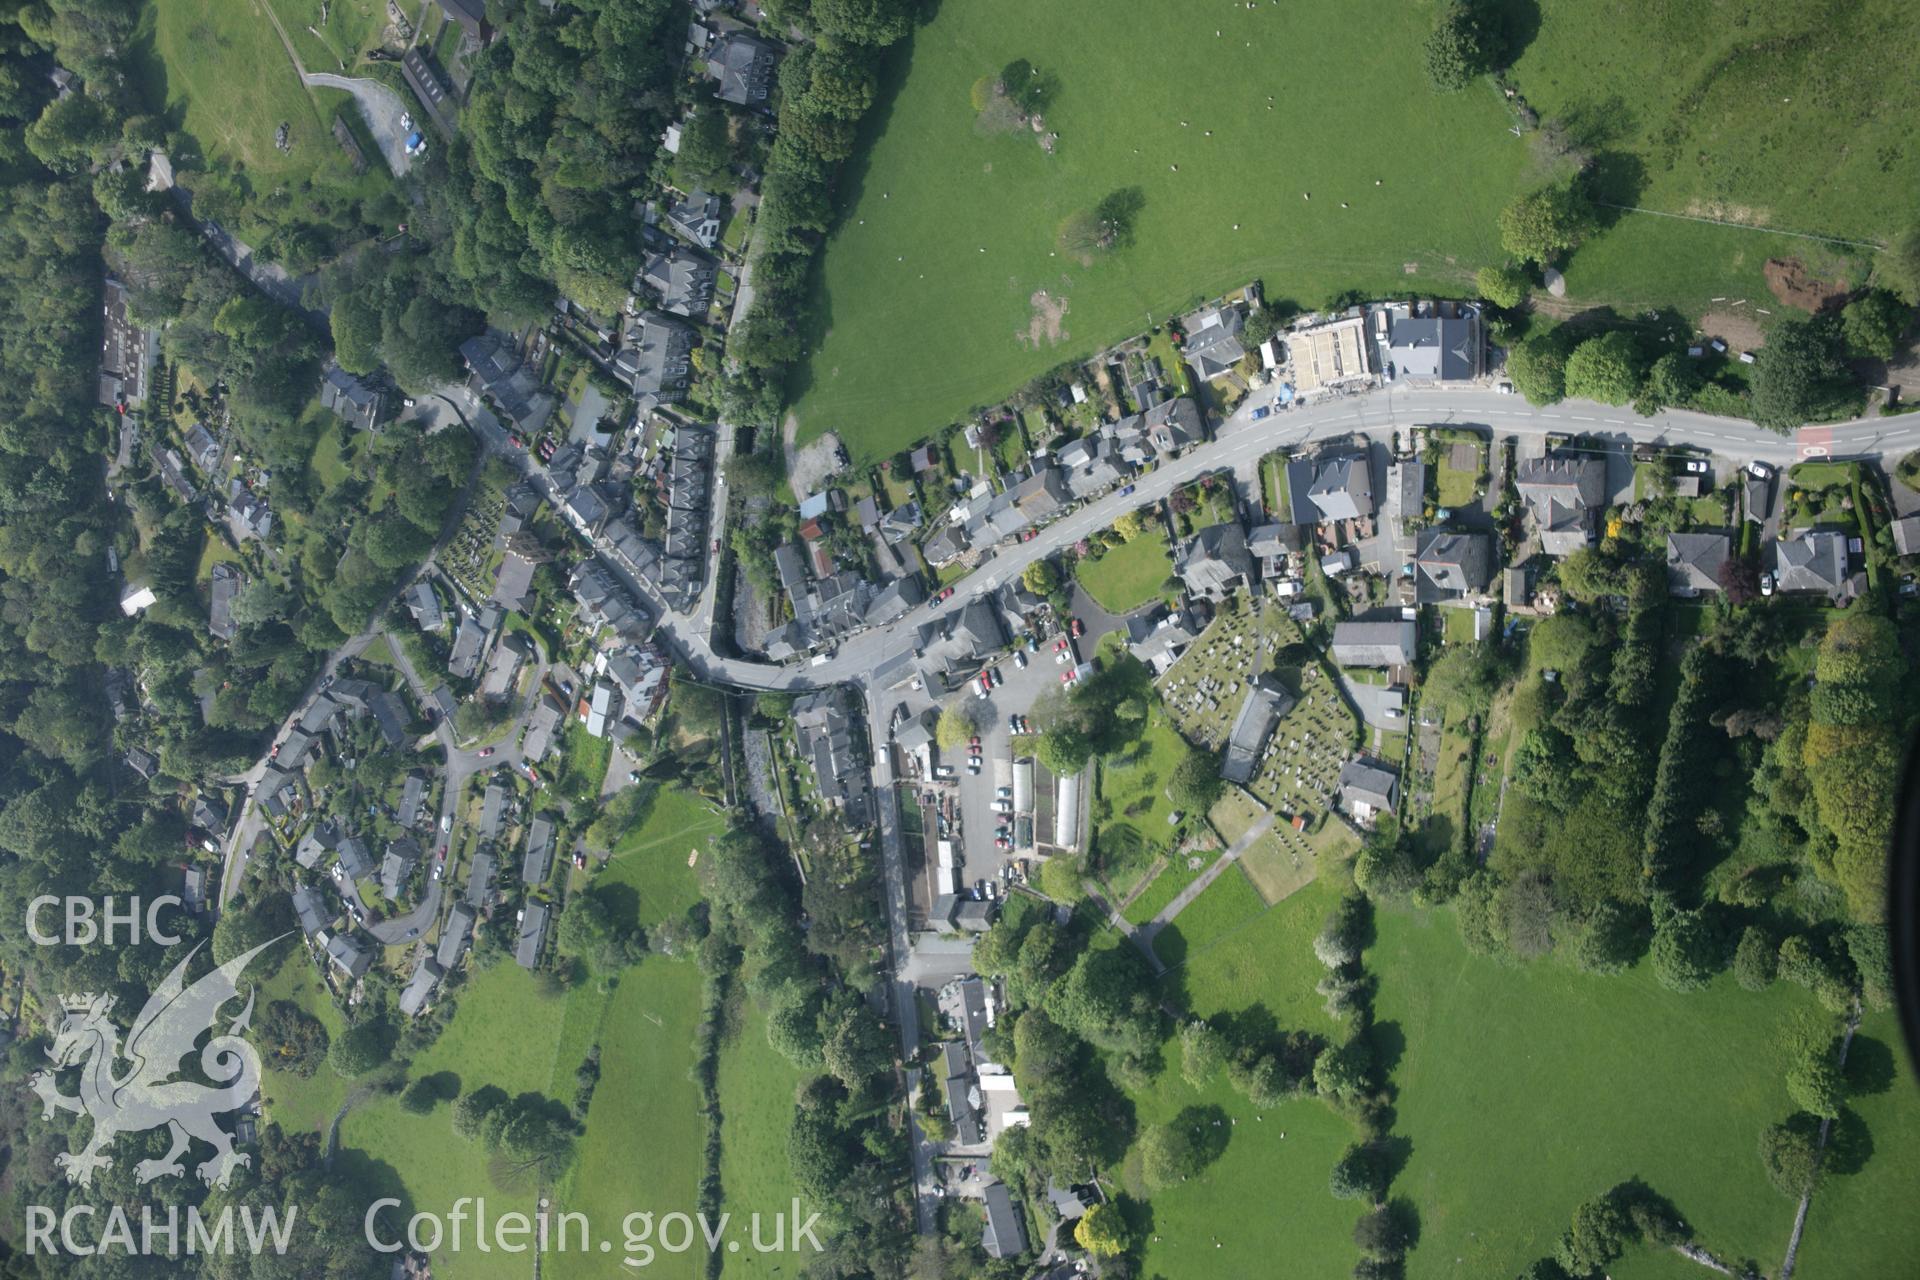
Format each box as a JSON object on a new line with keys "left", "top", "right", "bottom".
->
{"left": 1095, "top": 708, "right": 1191, "bottom": 886}
{"left": 133, "top": 0, "right": 387, "bottom": 241}
{"left": 793, "top": 0, "right": 1525, "bottom": 459}
{"left": 256, "top": 956, "right": 348, "bottom": 1136}
{"left": 1367, "top": 906, "right": 1920, "bottom": 1279}
{"left": 1509, "top": 0, "right": 1916, "bottom": 310}
{"left": 1150, "top": 864, "right": 1268, "bottom": 971}
{"left": 1075, "top": 533, "right": 1172, "bottom": 613}
{"left": 715, "top": 999, "right": 813, "bottom": 1276}
{"left": 1125, "top": 876, "right": 1359, "bottom": 1277}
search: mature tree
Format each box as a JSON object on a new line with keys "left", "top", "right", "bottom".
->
{"left": 1475, "top": 263, "right": 1530, "bottom": 309}
{"left": 1425, "top": 0, "right": 1505, "bottom": 90}
{"left": 1733, "top": 925, "right": 1778, "bottom": 991}
{"left": 1557, "top": 1193, "right": 1633, "bottom": 1276}
{"left": 1507, "top": 334, "right": 1570, "bottom": 404}
{"left": 1178, "top": 1018, "right": 1226, "bottom": 1088}
{"left": 1563, "top": 331, "right": 1645, "bottom": 405}
{"left": 330, "top": 291, "right": 382, "bottom": 375}
{"left": 1353, "top": 1204, "right": 1411, "bottom": 1260}
{"left": 328, "top": 1020, "right": 387, "bottom": 1078}
{"left": 1167, "top": 748, "right": 1223, "bottom": 812}
{"left": 494, "top": 1099, "right": 578, "bottom": 1185}
{"left": 1036, "top": 723, "right": 1094, "bottom": 775}
{"left": 811, "top": 0, "right": 913, "bottom": 45}
{"left": 1840, "top": 288, "right": 1911, "bottom": 359}
{"left": 1330, "top": 1144, "right": 1389, "bottom": 1202}
{"left": 936, "top": 703, "right": 984, "bottom": 751}
{"left": 1635, "top": 350, "right": 1703, "bottom": 415}
{"left": 1112, "top": 509, "right": 1150, "bottom": 542}
{"left": 1313, "top": 1040, "right": 1373, "bottom": 1104}
{"left": 1750, "top": 314, "right": 1850, "bottom": 432}
{"left": 1649, "top": 903, "right": 1719, "bottom": 992}
{"left": 1759, "top": 1114, "right": 1824, "bottom": 1198}
{"left": 1786, "top": 1041, "right": 1845, "bottom": 1119}
{"left": 453, "top": 1085, "right": 511, "bottom": 1140}
{"left": 1022, "top": 558, "right": 1060, "bottom": 594}
{"left": 1498, "top": 182, "right": 1597, "bottom": 263}
{"left": 1571, "top": 900, "right": 1643, "bottom": 975}
{"left": 821, "top": 992, "right": 894, "bottom": 1085}
{"left": 674, "top": 105, "right": 735, "bottom": 192}
{"left": 256, "top": 1000, "right": 330, "bottom": 1077}
{"left": 1074, "top": 1202, "right": 1130, "bottom": 1256}
{"left": 1138, "top": 1121, "right": 1206, "bottom": 1188}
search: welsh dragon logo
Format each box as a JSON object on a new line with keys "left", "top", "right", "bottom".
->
{"left": 29, "top": 937, "right": 282, "bottom": 1189}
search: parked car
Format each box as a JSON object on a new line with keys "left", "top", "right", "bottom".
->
{"left": 1494, "top": 381, "right": 1514, "bottom": 395}
{"left": 1019, "top": 529, "right": 1038, "bottom": 542}
{"left": 441, "top": 814, "right": 452, "bottom": 834}
{"left": 1251, "top": 405, "right": 1271, "bottom": 421}
{"left": 1070, "top": 617, "right": 1084, "bottom": 638}
{"left": 997, "top": 786, "right": 1013, "bottom": 799}
{"left": 1747, "top": 460, "right": 1776, "bottom": 480}
{"left": 478, "top": 747, "right": 494, "bottom": 758}
{"left": 1119, "top": 483, "right": 1136, "bottom": 497}
{"left": 970, "top": 736, "right": 982, "bottom": 750}
{"left": 934, "top": 587, "right": 955, "bottom": 603}
{"left": 1013, "top": 651, "right": 1028, "bottom": 669}
{"left": 1760, "top": 572, "right": 1776, "bottom": 597}
{"left": 1682, "top": 458, "right": 1707, "bottom": 474}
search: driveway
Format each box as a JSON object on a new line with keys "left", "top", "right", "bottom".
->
{"left": 304, "top": 73, "right": 415, "bottom": 176}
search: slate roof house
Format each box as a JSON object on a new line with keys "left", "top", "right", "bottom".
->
{"left": 1331, "top": 619, "right": 1416, "bottom": 669}
{"left": 1666, "top": 532, "right": 1730, "bottom": 596}
{"left": 794, "top": 692, "right": 873, "bottom": 827}
{"left": 1056, "top": 432, "right": 1126, "bottom": 499}
{"left": 614, "top": 310, "right": 696, "bottom": 407}
{"left": 1173, "top": 523, "right": 1255, "bottom": 600}
{"left": 1385, "top": 309, "right": 1480, "bottom": 382}
{"left": 466, "top": 851, "right": 497, "bottom": 909}
{"left": 326, "top": 932, "right": 373, "bottom": 981}
{"left": 291, "top": 885, "right": 331, "bottom": 936}
{"left": 1141, "top": 396, "right": 1205, "bottom": 454}
{"left": 1515, "top": 456, "right": 1606, "bottom": 556}
{"left": 516, "top": 901, "right": 550, "bottom": 969}
{"left": 1180, "top": 302, "right": 1248, "bottom": 381}
{"left": 980, "top": 1183, "right": 1029, "bottom": 1260}
{"left": 523, "top": 814, "right": 557, "bottom": 888}
{"left": 1286, "top": 452, "right": 1375, "bottom": 524}
{"left": 436, "top": 903, "right": 477, "bottom": 971}
{"left": 1222, "top": 675, "right": 1298, "bottom": 785}
{"left": 208, "top": 563, "right": 242, "bottom": 641}
{"left": 1414, "top": 529, "right": 1494, "bottom": 601}
{"left": 637, "top": 246, "right": 717, "bottom": 318}
{"left": 399, "top": 957, "right": 443, "bottom": 1017}
{"left": 406, "top": 580, "right": 444, "bottom": 630}
{"left": 319, "top": 360, "right": 387, "bottom": 431}
{"left": 1125, "top": 605, "right": 1200, "bottom": 674}
{"left": 1889, "top": 514, "right": 1920, "bottom": 557}
{"left": 379, "top": 838, "right": 421, "bottom": 901}
{"left": 665, "top": 189, "right": 724, "bottom": 248}
{"left": 460, "top": 333, "right": 555, "bottom": 432}
{"left": 1339, "top": 758, "right": 1399, "bottom": 823}
{"left": 707, "top": 32, "right": 781, "bottom": 106}
{"left": 184, "top": 423, "right": 222, "bottom": 474}
{"left": 1771, "top": 530, "right": 1853, "bottom": 599}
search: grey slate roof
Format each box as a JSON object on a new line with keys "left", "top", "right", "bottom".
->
{"left": 665, "top": 189, "right": 723, "bottom": 248}
{"left": 1222, "top": 675, "right": 1297, "bottom": 785}
{"left": 980, "top": 1182, "right": 1029, "bottom": 1260}
{"left": 319, "top": 360, "right": 385, "bottom": 429}
{"left": 516, "top": 900, "right": 549, "bottom": 968}
{"left": 1331, "top": 620, "right": 1416, "bottom": 668}
{"left": 399, "top": 956, "right": 444, "bottom": 1017}
{"left": 522, "top": 814, "right": 557, "bottom": 887}
{"left": 1516, "top": 455, "right": 1605, "bottom": 556}
{"left": 1772, "top": 531, "right": 1849, "bottom": 594}
{"left": 1386, "top": 315, "right": 1478, "bottom": 381}
{"left": 325, "top": 932, "right": 372, "bottom": 980}
{"left": 706, "top": 32, "right": 781, "bottom": 105}
{"left": 1180, "top": 303, "right": 1248, "bottom": 380}
{"left": 291, "top": 885, "right": 331, "bottom": 936}
{"left": 208, "top": 563, "right": 242, "bottom": 641}
{"left": 1339, "top": 758, "right": 1399, "bottom": 816}
{"left": 466, "top": 851, "right": 497, "bottom": 908}
{"left": 637, "top": 246, "right": 717, "bottom": 317}
{"left": 613, "top": 310, "right": 695, "bottom": 405}
{"left": 436, "top": 902, "right": 477, "bottom": 970}
{"left": 1665, "top": 531, "right": 1730, "bottom": 594}
{"left": 1286, "top": 452, "right": 1375, "bottom": 524}
{"left": 380, "top": 838, "right": 422, "bottom": 901}
{"left": 1173, "top": 522, "right": 1254, "bottom": 598}
{"left": 1415, "top": 529, "right": 1494, "bottom": 598}
{"left": 336, "top": 836, "right": 375, "bottom": 882}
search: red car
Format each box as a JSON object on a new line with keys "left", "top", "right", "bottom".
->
{"left": 970, "top": 736, "right": 982, "bottom": 750}
{"left": 1053, "top": 638, "right": 1068, "bottom": 653}
{"left": 478, "top": 747, "right": 494, "bottom": 758}
{"left": 935, "top": 587, "right": 955, "bottom": 603}
{"left": 1061, "top": 671, "right": 1073, "bottom": 684}
{"left": 508, "top": 433, "right": 523, "bottom": 448}
{"left": 1070, "top": 617, "right": 1084, "bottom": 638}
{"left": 1019, "top": 529, "right": 1038, "bottom": 542}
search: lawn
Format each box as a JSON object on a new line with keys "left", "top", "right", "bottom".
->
{"left": 133, "top": 0, "right": 388, "bottom": 242}
{"left": 1435, "top": 457, "right": 1479, "bottom": 509}
{"left": 792, "top": 0, "right": 1526, "bottom": 460}
{"left": 255, "top": 955, "right": 348, "bottom": 1137}
{"left": 273, "top": 0, "right": 390, "bottom": 77}
{"left": 1076, "top": 533, "right": 1172, "bottom": 613}
{"left": 1119, "top": 856, "right": 1197, "bottom": 927}
{"left": 1150, "top": 864, "right": 1268, "bottom": 971}
{"left": 1366, "top": 906, "right": 1917, "bottom": 1279}
{"left": 1093, "top": 707, "right": 1191, "bottom": 894}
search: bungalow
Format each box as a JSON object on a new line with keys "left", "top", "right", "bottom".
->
{"left": 1173, "top": 523, "right": 1254, "bottom": 600}
{"left": 523, "top": 813, "right": 557, "bottom": 888}
{"left": 1331, "top": 620, "right": 1416, "bottom": 669}
{"left": 466, "top": 850, "right": 497, "bottom": 909}
{"left": 1338, "top": 758, "right": 1399, "bottom": 824}
{"left": 1515, "top": 456, "right": 1606, "bottom": 556}
{"left": 1180, "top": 302, "right": 1247, "bottom": 381}
{"left": 399, "top": 957, "right": 443, "bottom": 1017}
{"left": 1666, "top": 532, "right": 1730, "bottom": 596}
{"left": 436, "top": 903, "right": 477, "bottom": 971}
{"left": 1285, "top": 451, "right": 1375, "bottom": 524}
{"left": 1222, "top": 675, "right": 1298, "bottom": 785}
{"left": 1771, "top": 530, "right": 1853, "bottom": 599}
{"left": 636, "top": 245, "right": 717, "bottom": 318}
{"left": 980, "top": 1183, "right": 1029, "bottom": 1260}
{"left": 1414, "top": 529, "right": 1494, "bottom": 602}
{"left": 208, "top": 563, "right": 242, "bottom": 641}
{"left": 707, "top": 32, "right": 781, "bottom": 106}
{"left": 516, "top": 900, "right": 550, "bottom": 969}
